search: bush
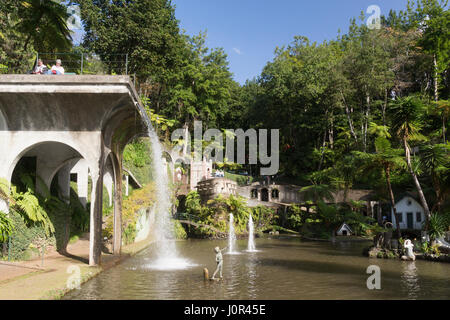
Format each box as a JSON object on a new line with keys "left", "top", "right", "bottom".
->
{"left": 7, "top": 211, "right": 55, "bottom": 261}
{"left": 173, "top": 220, "right": 187, "bottom": 239}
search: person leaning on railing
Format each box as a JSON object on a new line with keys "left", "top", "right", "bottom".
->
{"left": 32, "top": 59, "right": 48, "bottom": 74}
{"left": 46, "top": 59, "right": 65, "bottom": 75}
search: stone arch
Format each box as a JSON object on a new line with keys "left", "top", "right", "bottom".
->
{"left": 7, "top": 139, "right": 92, "bottom": 184}
{"left": 48, "top": 157, "right": 84, "bottom": 190}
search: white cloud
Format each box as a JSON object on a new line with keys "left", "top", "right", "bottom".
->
{"left": 233, "top": 48, "right": 242, "bottom": 55}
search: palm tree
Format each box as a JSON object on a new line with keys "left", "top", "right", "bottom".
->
{"left": 420, "top": 143, "right": 450, "bottom": 213}
{"left": 436, "top": 100, "right": 450, "bottom": 144}
{"left": 19, "top": 0, "right": 72, "bottom": 52}
{"left": 355, "top": 123, "right": 407, "bottom": 238}
{"left": 389, "top": 96, "right": 431, "bottom": 226}
{"left": 300, "top": 183, "right": 336, "bottom": 204}
{"left": 374, "top": 137, "right": 406, "bottom": 238}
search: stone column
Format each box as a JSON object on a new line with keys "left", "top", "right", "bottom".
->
{"left": 76, "top": 163, "right": 89, "bottom": 208}
{"left": 112, "top": 155, "right": 123, "bottom": 256}
{"left": 58, "top": 164, "right": 71, "bottom": 203}
{"left": 125, "top": 174, "right": 129, "bottom": 196}
{"left": 89, "top": 159, "right": 105, "bottom": 266}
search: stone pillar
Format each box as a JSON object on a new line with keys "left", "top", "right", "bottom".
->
{"left": 89, "top": 162, "right": 104, "bottom": 266}
{"left": 125, "top": 174, "right": 129, "bottom": 196}
{"left": 112, "top": 155, "right": 123, "bottom": 256}
{"left": 58, "top": 165, "right": 71, "bottom": 203}
{"left": 103, "top": 170, "right": 113, "bottom": 207}
{"left": 257, "top": 189, "right": 261, "bottom": 201}
{"left": 77, "top": 167, "right": 88, "bottom": 208}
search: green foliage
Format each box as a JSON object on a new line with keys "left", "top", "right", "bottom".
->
{"left": 0, "top": 211, "right": 14, "bottom": 242}
{"left": 173, "top": 220, "right": 187, "bottom": 240}
{"left": 185, "top": 191, "right": 202, "bottom": 216}
{"left": 105, "top": 183, "right": 155, "bottom": 243}
{"left": 184, "top": 195, "right": 276, "bottom": 238}
{"left": 75, "top": 0, "right": 183, "bottom": 81}
{"left": 18, "top": 0, "right": 72, "bottom": 52}
{"left": 6, "top": 210, "right": 55, "bottom": 261}
{"left": 0, "top": 177, "right": 54, "bottom": 236}
{"left": 427, "top": 212, "right": 450, "bottom": 240}
{"left": 123, "top": 138, "right": 153, "bottom": 185}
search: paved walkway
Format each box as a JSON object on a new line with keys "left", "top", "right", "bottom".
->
{"left": 0, "top": 234, "right": 153, "bottom": 300}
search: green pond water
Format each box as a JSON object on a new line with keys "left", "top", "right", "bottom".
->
{"left": 63, "top": 236, "right": 450, "bottom": 300}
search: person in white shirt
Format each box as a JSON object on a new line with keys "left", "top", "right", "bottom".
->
{"left": 33, "top": 59, "right": 48, "bottom": 74}
{"left": 49, "top": 59, "right": 65, "bottom": 75}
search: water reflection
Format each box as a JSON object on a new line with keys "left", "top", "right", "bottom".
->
{"left": 64, "top": 237, "right": 450, "bottom": 300}
{"left": 246, "top": 253, "right": 258, "bottom": 299}
{"left": 401, "top": 262, "right": 420, "bottom": 300}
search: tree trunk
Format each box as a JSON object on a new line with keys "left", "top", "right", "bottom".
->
{"left": 443, "top": 114, "right": 447, "bottom": 144}
{"left": 340, "top": 90, "right": 358, "bottom": 142}
{"left": 433, "top": 54, "right": 438, "bottom": 103}
{"left": 377, "top": 202, "right": 382, "bottom": 226}
{"left": 385, "top": 165, "right": 401, "bottom": 239}
{"left": 363, "top": 93, "right": 370, "bottom": 152}
{"left": 403, "top": 138, "right": 431, "bottom": 227}
{"left": 382, "top": 88, "right": 387, "bottom": 127}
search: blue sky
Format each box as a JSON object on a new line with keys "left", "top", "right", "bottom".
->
{"left": 172, "top": 0, "right": 409, "bottom": 84}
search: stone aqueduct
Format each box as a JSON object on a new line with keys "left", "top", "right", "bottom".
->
{"left": 0, "top": 75, "right": 149, "bottom": 266}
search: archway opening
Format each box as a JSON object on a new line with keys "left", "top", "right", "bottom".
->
{"left": 9, "top": 142, "right": 91, "bottom": 262}
{"left": 261, "top": 188, "right": 269, "bottom": 202}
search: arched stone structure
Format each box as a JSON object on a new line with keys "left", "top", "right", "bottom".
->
{"left": 0, "top": 75, "right": 150, "bottom": 266}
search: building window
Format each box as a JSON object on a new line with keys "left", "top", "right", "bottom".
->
{"left": 271, "top": 189, "right": 279, "bottom": 199}
{"left": 416, "top": 212, "right": 422, "bottom": 222}
{"left": 397, "top": 212, "right": 403, "bottom": 223}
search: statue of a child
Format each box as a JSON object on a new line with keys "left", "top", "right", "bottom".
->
{"left": 211, "top": 246, "right": 227, "bottom": 280}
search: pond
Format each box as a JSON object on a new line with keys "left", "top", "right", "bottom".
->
{"left": 64, "top": 236, "right": 450, "bottom": 300}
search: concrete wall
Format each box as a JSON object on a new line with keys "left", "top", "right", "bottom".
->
{"left": 197, "top": 178, "right": 238, "bottom": 202}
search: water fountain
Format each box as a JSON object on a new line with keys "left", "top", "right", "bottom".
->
{"left": 145, "top": 126, "right": 194, "bottom": 270}
{"left": 228, "top": 213, "right": 238, "bottom": 254}
{"left": 247, "top": 214, "right": 256, "bottom": 252}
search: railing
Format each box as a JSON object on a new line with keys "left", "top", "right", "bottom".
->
{"left": 36, "top": 52, "right": 129, "bottom": 75}
{"left": 1, "top": 52, "right": 130, "bottom": 76}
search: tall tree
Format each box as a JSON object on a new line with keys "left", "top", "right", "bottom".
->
{"left": 18, "top": 0, "right": 72, "bottom": 52}
{"left": 390, "top": 96, "right": 432, "bottom": 224}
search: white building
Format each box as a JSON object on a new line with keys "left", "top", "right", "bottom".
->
{"left": 391, "top": 196, "right": 425, "bottom": 230}
{"left": 336, "top": 223, "right": 353, "bottom": 236}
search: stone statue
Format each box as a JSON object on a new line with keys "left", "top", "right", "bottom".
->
{"left": 401, "top": 239, "right": 416, "bottom": 261}
{"left": 211, "top": 246, "right": 227, "bottom": 280}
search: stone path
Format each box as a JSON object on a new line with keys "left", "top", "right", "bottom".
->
{"left": 0, "top": 234, "right": 153, "bottom": 300}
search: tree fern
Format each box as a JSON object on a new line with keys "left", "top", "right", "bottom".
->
{"left": 0, "top": 211, "right": 14, "bottom": 242}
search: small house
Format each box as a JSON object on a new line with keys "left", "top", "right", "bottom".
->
{"left": 391, "top": 196, "right": 425, "bottom": 230}
{"left": 336, "top": 223, "right": 353, "bottom": 236}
